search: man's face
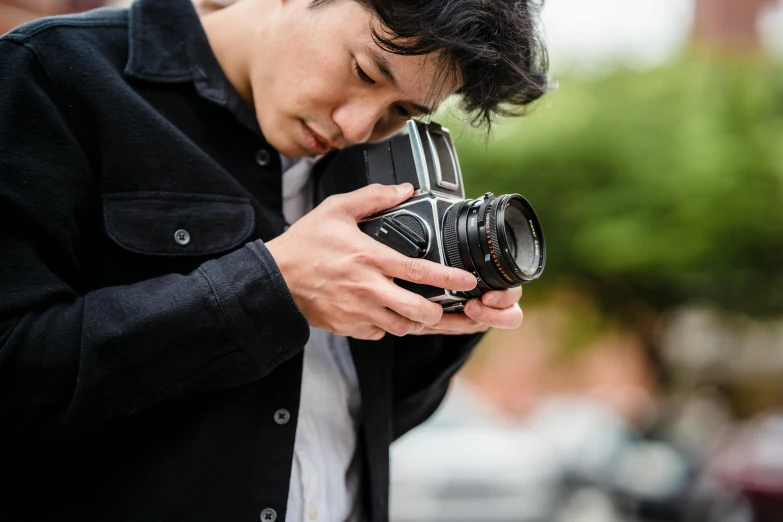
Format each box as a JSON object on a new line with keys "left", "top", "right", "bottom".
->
{"left": 248, "top": 0, "right": 459, "bottom": 158}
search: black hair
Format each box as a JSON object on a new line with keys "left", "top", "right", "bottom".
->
{"left": 312, "top": 0, "right": 549, "bottom": 130}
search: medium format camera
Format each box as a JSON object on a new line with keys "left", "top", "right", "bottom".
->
{"left": 316, "top": 120, "right": 545, "bottom": 312}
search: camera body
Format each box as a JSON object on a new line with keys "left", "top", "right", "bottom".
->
{"left": 315, "top": 120, "right": 545, "bottom": 312}
{"left": 356, "top": 121, "right": 471, "bottom": 311}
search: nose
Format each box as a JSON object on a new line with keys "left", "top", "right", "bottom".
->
{"left": 332, "top": 99, "right": 382, "bottom": 145}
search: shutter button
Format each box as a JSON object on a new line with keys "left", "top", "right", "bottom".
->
{"left": 260, "top": 508, "right": 277, "bottom": 522}
{"left": 255, "top": 149, "right": 271, "bottom": 167}
{"left": 174, "top": 229, "right": 191, "bottom": 246}
{"left": 274, "top": 409, "right": 291, "bottom": 425}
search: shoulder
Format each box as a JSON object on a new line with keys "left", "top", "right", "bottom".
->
{"left": 1, "top": 8, "right": 132, "bottom": 124}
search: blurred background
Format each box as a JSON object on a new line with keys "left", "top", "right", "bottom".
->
{"left": 3, "top": 1, "right": 783, "bottom": 521}
{"left": 396, "top": 1, "right": 783, "bottom": 521}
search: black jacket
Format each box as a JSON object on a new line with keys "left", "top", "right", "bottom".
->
{"left": 0, "top": 1, "right": 481, "bottom": 521}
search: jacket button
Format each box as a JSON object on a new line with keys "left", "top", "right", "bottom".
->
{"left": 255, "top": 149, "right": 271, "bottom": 167}
{"left": 260, "top": 508, "right": 277, "bottom": 521}
{"left": 274, "top": 409, "right": 291, "bottom": 425}
{"left": 173, "top": 229, "right": 190, "bottom": 246}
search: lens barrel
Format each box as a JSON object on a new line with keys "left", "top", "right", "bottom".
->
{"left": 443, "top": 193, "right": 544, "bottom": 298}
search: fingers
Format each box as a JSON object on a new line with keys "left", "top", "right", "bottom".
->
{"left": 464, "top": 299, "right": 523, "bottom": 329}
{"left": 381, "top": 284, "right": 444, "bottom": 326}
{"left": 361, "top": 279, "right": 442, "bottom": 335}
{"left": 353, "top": 324, "right": 387, "bottom": 341}
{"left": 361, "top": 290, "right": 522, "bottom": 337}
{"left": 481, "top": 287, "right": 522, "bottom": 309}
{"left": 377, "top": 250, "right": 478, "bottom": 292}
{"left": 367, "top": 306, "right": 422, "bottom": 337}
{"left": 412, "top": 313, "right": 490, "bottom": 335}
{"left": 331, "top": 183, "right": 414, "bottom": 220}
{"left": 358, "top": 233, "right": 477, "bottom": 291}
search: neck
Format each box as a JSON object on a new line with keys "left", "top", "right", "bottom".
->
{"left": 200, "top": 0, "right": 270, "bottom": 111}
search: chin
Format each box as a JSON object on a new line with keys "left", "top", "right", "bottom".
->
{"left": 284, "top": 148, "right": 311, "bottom": 159}
{"left": 257, "top": 115, "right": 308, "bottom": 159}
{"left": 277, "top": 137, "right": 312, "bottom": 159}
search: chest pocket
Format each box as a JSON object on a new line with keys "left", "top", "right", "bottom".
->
{"left": 102, "top": 192, "right": 255, "bottom": 257}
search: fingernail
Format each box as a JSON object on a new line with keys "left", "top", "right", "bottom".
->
{"left": 396, "top": 183, "right": 413, "bottom": 195}
{"left": 462, "top": 274, "right": 477, "bottom": 289}
{"left": 466, "top": 301, "right": 481, "bottom": 316}
{"left": 484, "top": 294, "right": 497, "bottom": 307}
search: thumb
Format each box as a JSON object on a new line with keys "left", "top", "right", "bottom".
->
{"left": 334, "top": 183, "right": 414, "bottom": 220}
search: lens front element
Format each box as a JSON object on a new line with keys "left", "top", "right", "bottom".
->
{"left": 496, "top": 195, "right": 543, "bottom": 278}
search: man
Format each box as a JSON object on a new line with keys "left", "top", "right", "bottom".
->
{"left": 0, "top": 0, "right": 548, "bottom": 520}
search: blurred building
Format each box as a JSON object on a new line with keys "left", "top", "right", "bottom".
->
{"left": 0, "top": 0, "right": 105, "bottom": 34}
{"left": 692, "top": 0, "right": 771, "bottom": 53}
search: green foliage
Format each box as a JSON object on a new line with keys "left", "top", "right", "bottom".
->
{"left": 451, "top": 56, "right": 783, "bottom": 317}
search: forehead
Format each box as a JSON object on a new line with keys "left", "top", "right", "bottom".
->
{"left": 316, "top": 0, "right": 460, "bottom": 106}
{"left": 388, "top": 52, "right": 458, "bottom": 110}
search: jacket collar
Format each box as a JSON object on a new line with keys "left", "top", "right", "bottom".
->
{"left": 124, "top": 0, "right": 261, "bottom": 134}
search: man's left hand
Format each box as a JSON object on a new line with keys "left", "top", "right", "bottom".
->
{"left": 411, "top": 286, "right": 523, "bottom": 335}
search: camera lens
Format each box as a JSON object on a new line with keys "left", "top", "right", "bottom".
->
{"left": 442, "top": 193, "right": 545, "bottom": 298}
{"left": 497, "top": 195, "right": 541, "bottom": 276}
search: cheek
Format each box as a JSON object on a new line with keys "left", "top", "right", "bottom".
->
{"left": 283, "top": 56, "right": 349, "bottom": 115}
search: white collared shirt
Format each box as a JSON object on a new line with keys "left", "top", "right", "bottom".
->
{"left": 280, "top": 155, "right": 363, "bottom": 522}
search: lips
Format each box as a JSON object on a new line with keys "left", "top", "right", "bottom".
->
{"left": 302, "top": 122, "right": 333, "bottom": 155}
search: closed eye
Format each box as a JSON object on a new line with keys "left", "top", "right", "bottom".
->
{"left": 395, "top": 105, "right": 412, "bottom": 118}
{"left": 354, "top": 59, "right": 417, "bottom": 119}
{"left": 354, "top": 62, "right": 376, "bottom": 85}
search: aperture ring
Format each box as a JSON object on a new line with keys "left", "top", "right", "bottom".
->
{"left": 469, "top": 199, "right": 508, "bottom": 291}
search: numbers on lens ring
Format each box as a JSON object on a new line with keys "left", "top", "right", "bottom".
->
{"left": 484, "top": 203, "right": 514, "bottom": 285}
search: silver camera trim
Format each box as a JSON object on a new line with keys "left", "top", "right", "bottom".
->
{"left": 426, "top": 128, "right": 460, "bottom": 191}
{"left": 406, "top": 121, "right": 431, "bottom": 193}
{"left": 358, "top": 196, "right": 467, "bottom": 306}
{"left": 406, "top": 120, "right": 465, "bottom": 198}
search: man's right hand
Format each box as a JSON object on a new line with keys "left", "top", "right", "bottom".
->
{"left": 265, "top": 183, "right": 478, "bottom": 340}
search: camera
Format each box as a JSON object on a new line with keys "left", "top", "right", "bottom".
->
{"left": 315, "top": 120, "right": 545, "bottom": 312}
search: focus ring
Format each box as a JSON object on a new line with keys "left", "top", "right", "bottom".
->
{"left": 442, "top": 206, "right": 465, "bottom": 271}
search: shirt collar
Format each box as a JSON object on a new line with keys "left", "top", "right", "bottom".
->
{"left": 124, "top": 0, "right": 261, "bottom": 134}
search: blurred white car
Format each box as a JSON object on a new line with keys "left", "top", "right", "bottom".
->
{"left": 390, "top": 378, "right": 565, "bottom": 522}
{"left": 392, "top": 422, "right": 559, "bottom": 522}
{"left": 390, "top": 379, "right": 687, "bottom": 522}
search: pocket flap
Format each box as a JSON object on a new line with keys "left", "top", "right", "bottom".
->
{"left": 103, "top": 192, "right": 255, "bottom": 256}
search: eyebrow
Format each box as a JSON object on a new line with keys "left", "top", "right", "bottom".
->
{"left": 367, "top": 47, "right": 436, "bottom": 116}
